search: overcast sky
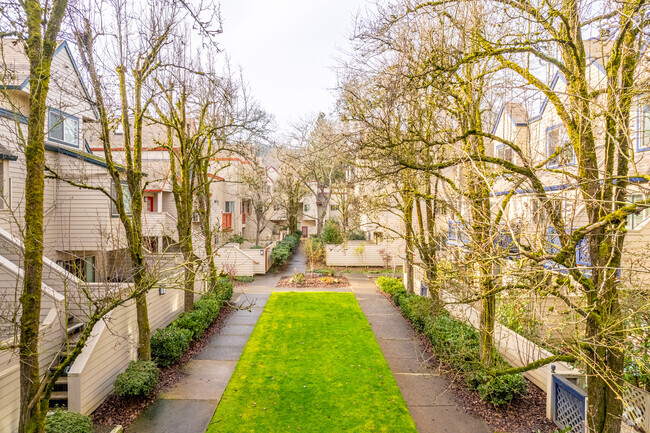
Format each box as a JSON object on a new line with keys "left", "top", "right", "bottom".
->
{"left": 218, "top": 0, "right": 370, "bottom": 134}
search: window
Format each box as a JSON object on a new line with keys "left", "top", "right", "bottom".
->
{"left": 627, "top": 193, "right": 649, "bottom": 230}
{"left": 58, "top": 256, "right": 95, "bottom": 282}
{"left": 0, "top": 161, "right": 4, "bottom": 210}
{"left": 495, "top": 144, "right": 514, "bottom": 163}
{"left": 111, "top": 181, "right": 132, "bottom": 217}
{"left": 638, "top": 105, "right": 650, "bottom": 151}
{"left": 304, "top": 204, "right": 310, "bottom": 212}
{"left": 224, "top": 201, "right": 235, "bottom": 213}
{"left": 273, "top": 204, "right": 281, "bottom": 211}
{"left": 546, "top": 125, "right": 575, "bottom": 167}
{"left": 48, "top": 110, "right": 79, "bottom": 147}
{"left": 330, "top": 205, "right": 340, "bottom": 211}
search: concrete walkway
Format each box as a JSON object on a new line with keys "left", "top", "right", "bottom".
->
{"left": 128, "top": 251, "right": 489, "bottom": 433}
{"left": 128, "top": 272, "right": 281, "bottom": 433}
{"left": 347, "top": 273, "right": 491, "bottom": 433}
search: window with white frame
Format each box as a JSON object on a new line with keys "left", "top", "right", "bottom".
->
{"left": 638, "top": 105, "right": 650, "bottom": 151}
{"left": 626, "top": 193, "right": 650, "bottom": 230}
{"left": 0, "top": 161, "right": 5, "bottom": 210}
{"left": 304, "top": 204, "right": 310, "bottom": 212}
{"left": 48, "top": 110, "right": 79, "bottom": 147}
{"left": 224, "top": 201, "right": 235, "bottom": 213}
{"left": 495, "top": 144, "right": 514, "bottom": 163}
{"left": 111, "top": 181, "right": 132, "bottom": 217}
{"left": 330, "top": 204, "right": 340, "bottom": 211}
{"left": 546, "top": 125, "right": 575, "bottom": 167}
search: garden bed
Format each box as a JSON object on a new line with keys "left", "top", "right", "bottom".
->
{"left": 92, "top": 306, "right": 233, "bottom": 430}
{"left": 378, "top": 288, "right": 557, "bottom": 433}
{"left": 276, "top": 275, "right": 351, "bottom": 288}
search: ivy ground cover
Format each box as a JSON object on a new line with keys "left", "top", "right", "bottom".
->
{"left": 207, "top": 292, "right": 417, "bottom": 432}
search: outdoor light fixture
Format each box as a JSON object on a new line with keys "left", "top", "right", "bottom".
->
{"left": 260, "top": 249, "right": 264, "bottom": 255}
{"left": 159, "top": 285, "right": 166, "bottom": 295}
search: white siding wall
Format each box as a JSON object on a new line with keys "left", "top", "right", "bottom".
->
{"left": 325, "top": 241, "right": 405, "bottom": 267}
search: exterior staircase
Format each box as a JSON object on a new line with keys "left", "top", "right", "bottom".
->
{"left": 48, "top": 317, "right": 85, "bottom": 409}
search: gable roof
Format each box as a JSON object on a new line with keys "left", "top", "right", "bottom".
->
{"left": 0, "top": 39, "right": 97, "bottom": 119}
{"left": 0, "top": 143, "right": 17, "bottom": 161}
{"left": 491, "top": 102, "right": 529, "bottom": 134}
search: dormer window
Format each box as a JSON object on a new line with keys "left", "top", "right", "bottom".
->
{"left": 637, "top": 105, "right": 650, "bottom": 152}
{"left": 48, "top": 109, "right": 79, "bottom": 147}
{"left": 546, "top": 125, "right": 575, "bottom": 168}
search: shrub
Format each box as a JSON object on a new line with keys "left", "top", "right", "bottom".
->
{"left": 173, "top": 308, "right": 210, "bottom": 339}
{"left": 45, "top": 409, "right": 93, "bottom": 433}
{"left": 229, "top": 234, "right": 245, "bottom": 244}
{"left": 271, "top": 233, "right": 301, "bottom": 267}
{"left": 321, "top": 219, "right": 343, "bottom": 244}
{"left": 195, "top": 297, "right": 222, "bottom": 322}
{"left": 399, "top": 295, "right": 434, "bottom": 332}
{"left": 320, "top": 276, "right": 339, "bottom": 284}
{"left": 475, "top": 372, "right": 528, "bottom": 406}
{"left": 348, "top": 229, "right": 366, "bottom": 240}
{"left": 376, "top": 276, "right": 407, "bottom": 298}
{"left": 315, "top": 268, "right": 335, "bottom": 276}
{"left": 114, "top": 360, "right": 159, "bottom": 398}
{"left": 290, "top": 272, "right": 305, "bottom": 284}
{"left": 233, "top": 275, "right": 255, "bottom": 283}
{"left": 150, "top": 326, "right": 192, "bottom": 367}
{"left": 214, "top": 278, "right": 234, "bottom": 304}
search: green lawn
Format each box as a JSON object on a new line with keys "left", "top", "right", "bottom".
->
{"left": 207, "top": 292, "right": 417, "bottom": 433}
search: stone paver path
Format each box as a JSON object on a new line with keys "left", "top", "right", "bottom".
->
{"left": 128, "top": 273, "right": 280, "bottom": 433}
{"left": 347, "top": 273, "right": 491, "bottom": 433}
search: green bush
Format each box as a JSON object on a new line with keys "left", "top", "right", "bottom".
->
{"left": 271, "top": 233, "right": 301, "bottom": 267}
{"left": 150, "top": 326, "right": 192, "bottom": 367}
{"left": 45, "top": 409, "right": 93, "bottom": 433}
{"left": 195, "top": 297, "right": 222, "bottom": 322}
{"left": 315, "top": 268, "right": 335, "bottom": 277}
{"left": 348, "top": 229, "right": 366, "bottom": 240}
{"left": 174, "top": 308, "right": 211, "bottom": 339}
{"left": 399, "top": 295, "right": 434, "bottom": 332}
{"left": 233, "top": 275, "right": 255, "bottom": 283}
{"left": 229, "top": 234, "right": 245, "bottom": 244}
{"left": 474, "top": 372, "right": 528, "bottom": 406}
{"left": 114, "top": 360, "right": 159, "bottom": 398}
{"left": 379, "top": 278, "right": 528, "bottom": 407}
{"left": 321, "top": 219, "right": 343, "bottom": 244}
{"left": 376, "top": 276, "right": 407, "bottom": 298}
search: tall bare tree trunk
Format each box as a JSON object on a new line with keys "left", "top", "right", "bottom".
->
{"left": 19, "top": 2, "right": 68, "bottom": 432}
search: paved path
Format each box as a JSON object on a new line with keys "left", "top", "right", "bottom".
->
{"left": 347, "top": 273, "right": 491, "bottom": 433}
{"left": 128, "top": 272, "right": 280, "bottom": 433}
{"left": 128, "top": 251, "right": 489, "bottom": 433}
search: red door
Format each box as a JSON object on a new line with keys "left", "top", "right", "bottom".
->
{"left": 301, "top": 226, "right": 308, "bottom": 238}
{"left": 144, "top": 196, "right": 154, "bottom": 212}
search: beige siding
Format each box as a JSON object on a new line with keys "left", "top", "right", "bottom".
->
{"left": 325, "top": 241, "right": 405, "bottom": 267}
{"left": 68, "top": 273, "right": 205, "bottom": 415}
{"left": 213, "top": 246, "right": 256, "bottom": 276}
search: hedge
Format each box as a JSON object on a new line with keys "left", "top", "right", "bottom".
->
{"left": 114, "top": 360, "right": 159, "bottom": 398}
{"left": 377, "top": 277, "right": 527, "bottom": 406}
{"left": 151, "top": 326, "right": 192, "bottom": 367}
{"left": 45, "top": 409, "right": 93, "bottom": 433}
{"left": 270, "top": 233, "right": 301, "bottom": 267}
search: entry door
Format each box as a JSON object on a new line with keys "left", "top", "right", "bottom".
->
{"left": 301, "top": 226, "right": 308, "bottom": 238}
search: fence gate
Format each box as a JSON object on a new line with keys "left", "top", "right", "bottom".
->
{"left": 551, "top": 374, "right": 587, "bottom": 433}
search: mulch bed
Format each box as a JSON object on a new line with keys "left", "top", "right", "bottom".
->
{"left": 92, "top": 305, "right": 234, "bottom": 430}
{"left": 276, "top": 275, "right": 351, "bottom": 288}
{"left": 379, "top": 290, "right": 557, "bottom": 433}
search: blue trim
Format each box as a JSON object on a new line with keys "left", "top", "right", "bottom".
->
{"left": 48, "top": 108, "right": 80, "bottom": 148}
{"left": 491, "top": 182, "right": 572, "bottom": 197}
{"left": 0, "top": 107, "right": 28, "bottom": 124}
{"left": 44, "top": 143, "right": 122, "bottom": 171}
{"left": 546, "top": 124, "right": 576, "bottom": 168}
{"left": 491, "top": 106, "right": 506, "bottom": 134}
{"left": 84, "top": 139, "right": 93, "bottom": 154}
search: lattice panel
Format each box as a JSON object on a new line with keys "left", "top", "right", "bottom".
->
{"left": 623, "top": 386, "right": 650, "bottom": 432}
{"left": 555, "top": 383, "right": 586, "bottom": 433}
